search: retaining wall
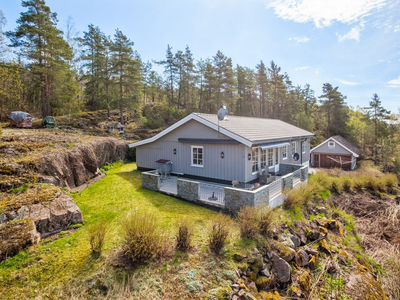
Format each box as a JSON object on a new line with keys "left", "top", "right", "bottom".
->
{"left": 177, "top": 179, "right": 199, "bottom": 202}
{"left": 141, "top": 171, "right": 160, "bottom": 191}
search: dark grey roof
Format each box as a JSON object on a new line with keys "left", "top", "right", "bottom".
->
{"left": 332, "top": 135, "right": 361, "bottom": 155}
{"left": 195, "top": 113, "right": 315, "bottom": 143}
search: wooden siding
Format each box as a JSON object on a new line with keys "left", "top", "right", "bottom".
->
{"left": 136, "top": 120, "right": 247, "bottom": 182}
{"left": 313, "top": 140, "right": 352, "bottom": 155}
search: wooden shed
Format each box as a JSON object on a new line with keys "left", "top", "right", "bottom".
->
{"left": 310, "top": 135, "right": 360, "bottom": 170}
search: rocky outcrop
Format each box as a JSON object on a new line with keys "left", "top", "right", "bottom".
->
{"left": 0, "top": 219, "right": 40, "bottom": 262}
{"left": 37, "top": 137, "right": 128, "bottom": 189}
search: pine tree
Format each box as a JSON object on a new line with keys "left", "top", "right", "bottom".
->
{"left": 0, "top": 10, "right": 7, "bottom": 61}
{"left": 365, "top": 93, "right": 391, "bottom": 165}
{"left": 268, "top": 61, "right": 285, "bottom": 118}
{"left": 174, "top": 50, "right": 184, "bottom": 109}
{"left": 7, "top": 0, "right": 74, "bottom": 117}
{"left": 255, "top": 61, "right": 269, "bottom": 117}
{"left": 81, "top": 24, "right": 106, "bottom": 110}
{"left": 319, "top": 83, "right": 348, "bottom": 138}
{"left": 183, "top": 46, "right": 194, "bottom": 111}
{"left": 110, "top": 29, "right": 135, "bottom": 125}
{"left": 156, "top": 45, "right": 177, "bottom": 109}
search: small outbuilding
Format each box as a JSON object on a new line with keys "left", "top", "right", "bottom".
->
{"left": 8, "top": 111, "right": 33, "bottom": 128}
{"left": 310, "top": 135, "right": 360, "bottom": 170}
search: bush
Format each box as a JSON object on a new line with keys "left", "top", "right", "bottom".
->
{"left": 128, "top": 147, "right": 136, "bottom": 162}
{"left": 208, "top": 213, "right": 232, "bottom": 254}
{"left": 88, "top": 222, "right": 107, "bottom": 254}
{"left": 176, "top": 218, "right": 193, "bottom": 251}
{"left": 258, "top": 205, "right": 275, "bottom": 236}
{"left": 121, "top": 210, "right": 167, "bottom": 262}
{"left": 100, "top": 160, "right": 124, "bottom": 172}
{"left": 238, "top": 206, "right": 259, "bottom": 238}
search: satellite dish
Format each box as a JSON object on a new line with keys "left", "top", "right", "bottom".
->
{"left": 217, "top": 106, "right": 228, "bottom": 121}
{"left": 293, "top": 153, "right": 300, "bottom": 161}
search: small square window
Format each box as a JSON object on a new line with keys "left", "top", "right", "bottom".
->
{"left": 328, "top": 141, "right": 335, "bottom": 148}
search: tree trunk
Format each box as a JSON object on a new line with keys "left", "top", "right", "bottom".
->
{"left": 119, "top": 69, "right": 124, "bottom": 125}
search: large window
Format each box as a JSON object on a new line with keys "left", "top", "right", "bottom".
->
{"left": 302, "top": 141, "right": 305, "bottom": 153}
{"left": 191, "top": 146, "right": 203, "bottom": 167}
{"left": 282, "top": 146, "right": 288, "bottom": 160}
{"left": 252, "top": 148, "right": 259, "bottom": 173}
{"left": 292, "top": 141, "right": 297, "bottom": 156}
{"left": 275, "top": 148, "right": 279, "bottom": 165}
{"left": 261, "top": 149, "right": 267, "bottom": 169}
{"left": 268, "top": 149, "right": 274, "bottom": 167}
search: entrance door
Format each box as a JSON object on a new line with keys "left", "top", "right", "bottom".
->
{"left": 313, "top": 154, "right": 319, "bottom": 167}
{"left": 274, "top": 148, "right": 279, "bottom": 172}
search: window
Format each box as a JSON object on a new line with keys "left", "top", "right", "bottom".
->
{"left": 328, "top": 141, "right": 335, "bottom": 148}
{"left": 292, "top": 141, "right": 297, "bottom": 156}
{"left": 261, "top": 149, "right": 267, "bottom": 169}
{"left": 268, "top": 148, "right": 274, "bottom": 167}
{"left": 252, "top": 148, "right": 259, "bottom": 173}
{"left": 302, "top": 141, "right": 306, "bottom": 153}
{"left": 275, "top": 148, "right": 279, "bottom": 165}
{"left": 282, "top": 146, "right": 288, "bottom": 160}
{"left": 191, "top": 146, "right": 203, "bottom": 167}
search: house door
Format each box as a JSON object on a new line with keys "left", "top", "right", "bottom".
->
{"left": 313, "top": 154, "right": 319, "bottom": 167}
{"left": 274, "top": 148, "right": 279, "bottom": 172}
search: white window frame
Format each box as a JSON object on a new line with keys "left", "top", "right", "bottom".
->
{"left": 328, "top": 141, "right": 335, "bottom": 148}
{"left": 302, "top": 141, "right": 306, "bottom": 153}
{"left": 191, "top": 145, "right": 203, "bottom": 167}
{"left": 261, "top": 149, "right": 267, "bottom": 169}
{"left": 282, "top": 146, "right": 288, "bottom": 160}
{"left": 252, "top": 147, "right": 259, "bottom": 174}
{"left": 275, "top": 148, "right": 279, "bottom": 165}
{"left": 292, "top": 141, "right": 297, "bottom": 156}
{"left": 268, "top": 148, "right": 274, "bottom": 167}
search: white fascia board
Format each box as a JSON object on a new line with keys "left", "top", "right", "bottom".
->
{"left": 310, "top": 137, "right": 359, "bottom": 158}
{"left": 129, "top": 113, "right": 253, "bottom": 148}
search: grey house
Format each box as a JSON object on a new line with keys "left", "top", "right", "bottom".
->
{"left": 129, "top": 113, "right": 316, "bottom": 211}
{"left": 130, "top": 113, "right": 315, "bottom": 184}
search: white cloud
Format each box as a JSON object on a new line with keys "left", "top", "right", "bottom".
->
{"left": 336, "top": 24, "right": 364, "bottom": 42}
{"left": 379, "top": 59, "right": 384, "bottom": 62}
{"left": 289, "top": 36, "right": 310, "bottom": 43}
{"left": 315, "top": 68, "right": 320, "bottom": 75}
{"left": 388, "top": 75, "right": 400, "bottom": 85}
{"left": 295, "top": 66, "right": 309, "bottom": 70}
{"left": 268, "top": 0, "right": 387, "bottom": 28}
{"left": 336, "top": 78, "right": 360, "bottom": 86}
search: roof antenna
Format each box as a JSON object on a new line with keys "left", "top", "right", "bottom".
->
{"left": 217, "top": 105, "right": 228, "bottom": 134}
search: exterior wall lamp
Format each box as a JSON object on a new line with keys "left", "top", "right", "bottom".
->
{"left": 173, "top": 149, "right": 176, "bottom": 155}
{"left": 221, "top": 152, "right": 224, "bottom": 159}
{"left": 248, "top": 153, "right": 251, "bottom": 160}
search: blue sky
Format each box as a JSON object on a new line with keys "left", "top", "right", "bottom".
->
{"left": 2, "top": 0, "right": 400, "bottom": 112}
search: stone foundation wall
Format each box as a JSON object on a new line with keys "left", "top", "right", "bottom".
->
{"left": 141, "top": 171, "right": 160, "bottom": 191}
{"left": 300, "top": 166, "right": 308, "bottom": 181}
{"left": 254, "top": 185, "right": 269, "bottom": 207}
{"left": 279, "top": 163, "right": 302, "bottom": 176}
{"left": 177, "top": 179, "right": 199, "bottom": 202}
{"left": 282, "top": 174, "right": 293, "bottom": 190}
{"left": 224, "top": 187, "right": 255, "bottom": 211}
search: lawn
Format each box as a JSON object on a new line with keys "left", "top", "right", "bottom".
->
{"left": 0, "top": 163, "right": 245, "bottom": 299}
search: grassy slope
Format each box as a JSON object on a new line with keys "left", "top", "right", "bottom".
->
{"left": 1, "top": 163, "right": 243, "bottom": 299}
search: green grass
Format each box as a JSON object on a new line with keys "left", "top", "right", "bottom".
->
{"left": 0, "top": 163, "right": 221, "bottom": 298}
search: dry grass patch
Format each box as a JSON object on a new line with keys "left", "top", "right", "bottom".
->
{"left": 208, "top": 213, "right": 232, "bottom": 254}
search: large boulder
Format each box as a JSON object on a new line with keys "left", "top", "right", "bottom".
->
{"left": 0, "top": 219, "right": 40, "bottom": 262}
{"left": 271, "top": 254, "right": 291, "bottom": 283}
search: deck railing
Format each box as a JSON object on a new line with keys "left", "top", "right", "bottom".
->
{"left": 199, "top": 183, "right": 225, "bottom": 204}
{"left": 268, "top": 178, "right": 283, "bottom": 200}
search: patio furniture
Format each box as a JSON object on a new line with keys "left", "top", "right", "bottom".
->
{"left": 155, "top": 159, "right": 172, "bottom": 179}
{"left": 232, "top": 180, "right": 239, "bottom": 187}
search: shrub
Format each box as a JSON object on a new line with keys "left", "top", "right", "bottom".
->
{"left": 238, "top": 206, "right": 259, "bottom": 238}
{"left": 121, "top": 210, "right": 167, "bottom": 262}
{"left": 88, "top": 222, "right": 107, "bottom": 254}
{"left": 208, "top": 213, "right": 232, "bottom": 254}
{"left": 176, "top": 218, "right": 193, "bottom": 251}
{"left": 380, "top": 174, "right": 397, "bottom": 192}
{"left": 341, "top": 176, "right": 353, "bottom": 192}
{"left": 100, "top": 160, "right": 124, "bottom": 172}
{"left": 128, "top": 147, "right": 136, "bottom": 162}
{"left": 330, "top": 178, "right": 343, "bottom": 194}
{"left": 258, "top": 205, "right": 275, "bottom": 236}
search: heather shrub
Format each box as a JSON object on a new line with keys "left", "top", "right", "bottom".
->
{"left": 208, "top": 213, "right": 232, "bottom": 254}
{"left": 341, "top": 176, "right": 353, "bottom": 192}
{"left": 238, "top": 206, "right": 259, "bottom": 238}
{"left": 121, "top": 211, "right": 167, "bottom": 262}
{"left": 380, "top": 174, "right": 398, "bottom": 193}
{"left": 258, "top": 205, "right": 275, "bottom": 236}
{"left": 88, "top": 222, "right": 107, "bottom": 254}
{"left": 176, "top": 218, "right": 193, "bottom": 251}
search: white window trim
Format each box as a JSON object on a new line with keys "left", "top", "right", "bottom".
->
{"left": 282, "top": 146, "right": 288, "bottom": 160}
{"left": 292, "top": 141, "right": 297, "bottom": 156}
{"left": 251, "top": 147, "right": 259, "bottom": 175}
{"left": 191, "top": 145, "right": 204, "bottom": 168}
{"left": 328, "top": 141, "right": 335, "bottom": 148}
{"left": 302, "top": 141, "right": 306, "bottom": 154}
